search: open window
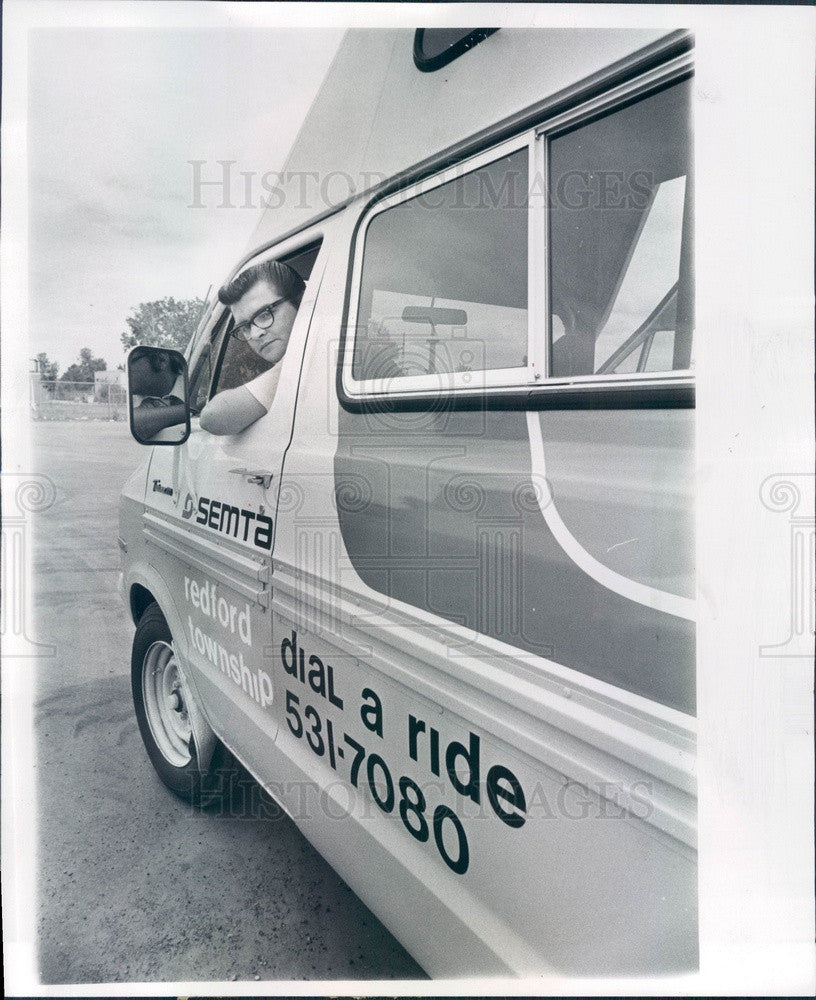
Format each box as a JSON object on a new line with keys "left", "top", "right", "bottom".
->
{"left": 209, "top": 240, "right": 322, "bottom": 399}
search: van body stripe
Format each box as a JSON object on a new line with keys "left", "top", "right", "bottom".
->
{"left": 525, "top": 411, "right": 696, "bottom": 622}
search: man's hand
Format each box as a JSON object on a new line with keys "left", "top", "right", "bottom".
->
{"left": 139, "top": 394, "right": 184, "bottom": 408}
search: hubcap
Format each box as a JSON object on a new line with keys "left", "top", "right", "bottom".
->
{"left": 142, "top": 640, "right": 194, "bottom": 767}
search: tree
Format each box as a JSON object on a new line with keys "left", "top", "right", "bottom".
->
{"left": 121, "top": 297, "right": 206, "bottom": 353}
{"left": 35, "top": 352, "right": 59, "bottom": 383}
{"left": 60, "top": 347, "right": 107, "bottom": 384}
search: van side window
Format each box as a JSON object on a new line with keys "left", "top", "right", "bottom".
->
{"left": 353, "top": 147, "right": 528, "bottom": 383}
{"left": 548, "top": 80, "right": 693, "bottom": 377}
{"left": 345, "top": 78, "right": 692, "bottom": 404}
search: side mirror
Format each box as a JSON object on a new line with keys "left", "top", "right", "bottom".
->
{"left": 127, "top": 346, "right": 191, "bottom": 445}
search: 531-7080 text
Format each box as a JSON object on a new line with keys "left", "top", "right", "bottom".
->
{"left": 281, "top": 630, "right": 528, "bottom": 876}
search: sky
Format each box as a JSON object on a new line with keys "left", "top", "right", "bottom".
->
{"left": 28, "top": 27, "right": 344, "bottom": 372}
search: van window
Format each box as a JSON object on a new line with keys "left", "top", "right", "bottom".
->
{"left": 346, "top": 80, "right": 693, "bottom": 403}
{"left": 353, "top": 146, "right": 528, "bottom": 384}
{"left": 548, "top": 80, "right": 693, "bottom": 378}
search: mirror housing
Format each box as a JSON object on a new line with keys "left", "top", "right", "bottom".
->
{"left": 127, "top": 346, "right": 191, "bottom": 445}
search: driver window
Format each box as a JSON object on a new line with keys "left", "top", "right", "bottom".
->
{"left": 209, "top": 240, "right": 322, "bottom": 400}
{"left": 549, "top": 79, "right": 693, "bottom": 378}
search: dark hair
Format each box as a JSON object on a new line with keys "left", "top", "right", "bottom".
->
{"left": 129, "top": 347, "right": 183, "bottom": 375}
{"left": 218, "top": 259, "right": 305, "bottom": 309}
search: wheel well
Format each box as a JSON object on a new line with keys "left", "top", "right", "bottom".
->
{"left": 130, "top": 584, "right": 156, "bottom": 624}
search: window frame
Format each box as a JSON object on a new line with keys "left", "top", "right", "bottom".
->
{"left": 186, "top": 309, "right": 228, "bottom": 414}
{"left": 339, "top": 51, "right": 694, "bottom": 411}
{"left": 183, "top": 298, "right": 217, "bottom": 381}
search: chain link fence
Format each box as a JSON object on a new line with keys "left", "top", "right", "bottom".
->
{"left": 30, "top": 375, "right": 128, "bottom": 421}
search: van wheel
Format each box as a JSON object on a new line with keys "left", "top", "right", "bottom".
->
{"left": 131, "top": 602, "right": 233, "bottom": 808}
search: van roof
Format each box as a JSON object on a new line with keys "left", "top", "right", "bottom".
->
{"left": 245, "top": 27, "right": 688, "bottom": 257}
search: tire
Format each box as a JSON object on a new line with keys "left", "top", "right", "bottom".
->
{"left": 131, "top": 602, "right": 234, "bottom": 808}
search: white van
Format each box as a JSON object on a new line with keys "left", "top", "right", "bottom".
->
{"left": 120, "top": 27, "right": 696, "bottom": 976}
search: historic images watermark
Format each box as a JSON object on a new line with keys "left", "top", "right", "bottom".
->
{"left": 188, "top": 161, "right": 655, "bottom": 213}
{"left": 196, "top": 774, "right": 655, "bottom": 826}
{"left": 1, "top": 473, "right": 57, "bottom": 658}
{"left": 759, "top": 473, "right": 815, "bottom": 658}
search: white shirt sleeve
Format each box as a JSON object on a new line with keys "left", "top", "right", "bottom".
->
{"left": 132, "top": 374, "right": 185, "bottom": 408}
{"left": 243, "top": 364, "right": 282, "bottom": 411}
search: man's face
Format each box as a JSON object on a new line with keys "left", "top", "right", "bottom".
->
{"left": 230, "top": 278, "right": 298, "bottom": 367}
{"left": 129, "top": 352, "right": 176, "bottom": 397}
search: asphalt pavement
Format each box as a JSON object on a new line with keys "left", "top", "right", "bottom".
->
{"left": 31, "top": 419, "right": 425, "bottom": 984}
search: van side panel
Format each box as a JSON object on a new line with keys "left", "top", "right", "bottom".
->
{"left": 268, "top": 219, "right": 697, "bottom": 975}
{"left": 335, "top": 405, "right": 695, "bottom": 715}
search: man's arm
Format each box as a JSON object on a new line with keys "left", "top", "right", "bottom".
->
{"left": 199, "top": 385, "right": 267, "bottom": 435}
{"left": 132, "top": 401, "right": 188, "bottom": 440}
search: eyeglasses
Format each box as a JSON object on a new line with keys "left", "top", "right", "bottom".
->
{"left": 230, "top": 297, "right": 287, "bottom": 342}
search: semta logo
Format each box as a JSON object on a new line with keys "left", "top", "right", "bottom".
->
{"left": 195, "top": 495, "right": 273, "bottom": 550}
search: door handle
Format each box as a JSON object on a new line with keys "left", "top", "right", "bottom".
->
{"left": 229, "top": 468, "right": 274, "bottom": 489}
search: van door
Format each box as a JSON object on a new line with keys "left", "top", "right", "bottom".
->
{"left": 143, "top": 240, "right": 324, "bottom": 779}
